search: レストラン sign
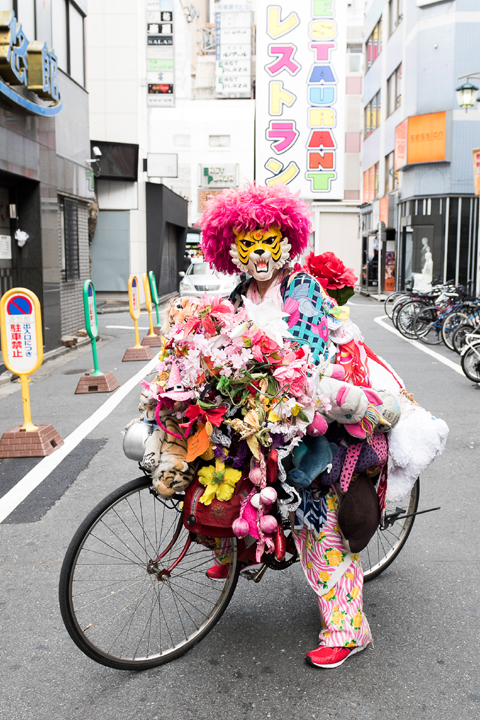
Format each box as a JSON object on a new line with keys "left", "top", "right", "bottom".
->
{"left": 256, "top": 0, "right": 346, "bottom": 199}
{"left": 0, "top": 10, "right": 62, "bottom": 116}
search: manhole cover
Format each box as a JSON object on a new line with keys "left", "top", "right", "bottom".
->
{"left": 63, "top": 369, "right": 90, "bottom": 375}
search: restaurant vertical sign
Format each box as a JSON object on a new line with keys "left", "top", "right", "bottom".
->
{"left": 256, "top": 0, "right": 346, "bottom": 199}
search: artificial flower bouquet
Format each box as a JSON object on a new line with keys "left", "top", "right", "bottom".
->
{"left": 142, "top": 293, "right": 330, "bottom": 559}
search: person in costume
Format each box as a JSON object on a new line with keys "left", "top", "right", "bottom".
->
{"left": 199, "top": 184, "right": 379, "bottom": 669}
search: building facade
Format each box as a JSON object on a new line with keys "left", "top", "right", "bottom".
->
{"left": 361, "top": 0, "right": 480, "bottom": 294}
{"left": 0, "top": 0, "right": 92, "bottom": 360}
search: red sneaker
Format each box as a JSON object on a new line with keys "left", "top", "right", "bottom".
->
{"left": 206, "top": 564, "right": 230, "bottom": 581}
{"left": 306, "top": 645, "right": 365, "bottom": 668}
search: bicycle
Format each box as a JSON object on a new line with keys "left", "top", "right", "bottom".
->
{"left": 59, "top": 471, "right": 423, "bottom": 671}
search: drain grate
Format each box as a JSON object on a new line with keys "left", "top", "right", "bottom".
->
{"left": 63, "top": 369, "right": 90, "bottom": 375}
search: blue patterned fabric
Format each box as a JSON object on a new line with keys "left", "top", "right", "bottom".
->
{"left": 294, "top": 487, "right": 328, "bottom": 532}
{"left": 280, "top": 272, "right": 328, "bottom": 365}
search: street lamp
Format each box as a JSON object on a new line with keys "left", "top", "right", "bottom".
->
{"left": 456, "top": 72, "right": 480, "bottom": 112}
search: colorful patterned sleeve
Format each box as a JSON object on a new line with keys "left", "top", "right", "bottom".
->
{"left": 280, "top": 272, "right": 329, "bottom": 365}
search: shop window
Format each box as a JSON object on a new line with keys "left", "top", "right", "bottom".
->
{"left": 62, "top": 199, "right": 80, "bottom": 282}
{"left": 364, "top": 90, "right": 381, "bottom": 139}
{"left": 387, "top": 64, "right": 402, "bottom": 116}
{"left": 389, "top": 0, "right": 403, "bottom": 37}
{"left": 365, "top": 17, "right": 382, "bottom": 72}
{"left": 209, "top": 135, "right": 230, "bottom": 147}
{"left": 35, "top": 0, "right": 52, "bottom": 46}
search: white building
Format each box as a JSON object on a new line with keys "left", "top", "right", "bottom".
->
{"left": 86, "top": 0, "right": 365, "bottom": 298}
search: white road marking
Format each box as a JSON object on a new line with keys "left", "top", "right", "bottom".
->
{"left": 374, "top": 315, "right": 464, "bottom": 376}
{"left": 0, "top": 354, "right": 160, "bottom": 524}
{"left": 106, "top": 325, "right": 149, "bottom": 330}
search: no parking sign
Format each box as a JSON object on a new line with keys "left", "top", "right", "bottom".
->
{"left": 0, "top": 288, "right": 43, "bottom": 376}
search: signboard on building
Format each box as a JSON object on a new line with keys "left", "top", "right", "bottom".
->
{"left": 147, "top": 0, "right": 175, "bottom": 106}
{"left": 472, "top": 148, "right": 480, "bottom": 196}
{"left": 395, "top": 112, "right": 446, "bottom": 169}
{"left": 201, "top": 165, "right": 236, "bottom": 188}
{"left": 255, "top": 0, "right": 346, "bottom": 199}
{"left": 215, "top": 3, "right": 252, "bottom": 99}
{"left": 198, "top": 189, "right": 224, "bottom": 213}
{"left": 394, "top": 118, "right": 408, "bottom": 171}
{"left": 147, "top": 153, "right": 178, "bottom": 177}
{"left": 0, "top": 10, "right": 62, "bottom": 116}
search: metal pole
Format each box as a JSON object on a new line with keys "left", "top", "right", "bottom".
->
{"left": 19, "top": 374, "right": 37, "bottom": 432}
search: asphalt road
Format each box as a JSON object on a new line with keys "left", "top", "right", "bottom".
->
{"left": 0, "top": 297, "right": 478, "bottom": 720}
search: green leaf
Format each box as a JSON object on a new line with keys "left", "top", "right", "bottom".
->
{"left": 327, "top": 286, "right": 355, "bottom": 306}
{"left": 297, "top": 410, "right": 309, "bottom": 423}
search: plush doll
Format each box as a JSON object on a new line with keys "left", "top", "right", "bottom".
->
{"left": 163, "top": 297, "right": 200, "bottom": 334}
{"left": 287, "top": 435, "right": 338, "bottom": 490}
{"left": 149, "top": 416, "right": 196, "bottom": 498}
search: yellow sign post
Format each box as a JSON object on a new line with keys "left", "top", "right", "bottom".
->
{"left": 0, "top": 288, "right": 63, "bottom": 457}
{"left": 141, "top": 272, "right": 162, "bottom": 348}
{"left": 122, "top": 275, "right": 154, "bottom": 361}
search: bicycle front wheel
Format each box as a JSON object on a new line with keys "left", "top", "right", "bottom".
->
{"left": 59, "top": 477, "right": 239, "bottom": 670}
{"left": 361, "top": 479, "right": 419, "bottom": 582}
{"left": 441, "top": 311, "right": 470, "bottom": 351}
{"left": 452, "top": 323, "right": 474, "bottom": 354}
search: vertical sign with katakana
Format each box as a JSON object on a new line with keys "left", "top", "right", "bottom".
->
{"left": 215, "top": 2, "right": 252, "bottom": 99}
{"left": 256, "top": 0, "right": 346, "bottom": 199}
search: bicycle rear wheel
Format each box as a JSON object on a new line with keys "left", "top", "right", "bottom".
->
{"left": 461, "top": 342, "right": 480, "bottom": 382}
{"left": 59, "top": 477, "right": 239, "bottom": 670}
{"left": 396, "top": 300, "right": 427, "bottom": 339}
{"left": 414, "top": 307, "right": 443, "bottom": 344}
{"left": 384, "top": 292, "right": 406, "bottom": 319}
{"left": 361, "top": 479, "right": 419, "bottom": 582}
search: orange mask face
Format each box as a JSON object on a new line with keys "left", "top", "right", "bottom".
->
{"left": 230, "top": 226, "right": 290, "bottom": 280}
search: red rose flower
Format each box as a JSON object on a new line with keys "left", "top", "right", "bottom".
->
{"left": 303, "top": 251, "right": 358, "bottom": 290}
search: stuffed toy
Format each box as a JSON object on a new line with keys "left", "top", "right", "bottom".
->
{"left": 163, "top": 297, "right": 200, "bottom": 334}
{"left": 287, "top": 435, "right": 338, "bottom": 490}
{"left": 148, "top": 416, "right": 196, "bottom": 498}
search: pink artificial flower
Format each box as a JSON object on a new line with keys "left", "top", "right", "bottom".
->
{"left": 272, "top": 364, "right": 307, "bottom": 398}
{"left": 251, "top": 330, "right": 280, "bottom": 362}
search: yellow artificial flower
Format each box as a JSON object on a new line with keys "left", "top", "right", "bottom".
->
{"left": 345, "top": 641, "right": 357, "bottom": 648}
{"left": 197, "top": 459, "right": 242, "bottom": 506}
{"left": 291, "top": 404, "right": 301, "bottom": 416}
{"left": 350, "top": 586, "right": 360, "bottom": 600}
{"left": 319, "top": 570, "right": 330, "bottom": 582}
{"left": 268, "top": 409, "right": 281, "bottom": 423}
{"left": 352, "top": 611, "right": 363, "bottom": 630}
{"left": 325, "top": 548, "right": 343, "bottom": 567}
{"left": 326, "top": 495, "right": 338, "bottom": 510}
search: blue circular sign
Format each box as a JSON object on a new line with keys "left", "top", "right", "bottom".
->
{"left": 7, "top": 295, "right": 32, "bottom": 315}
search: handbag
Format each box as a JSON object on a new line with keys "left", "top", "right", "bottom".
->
{"left": 182, "top": 474, "right": 252, "bottom": 538}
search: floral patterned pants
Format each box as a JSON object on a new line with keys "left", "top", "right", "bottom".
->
{"left": 292, "top": 488, "right": 372, "bottom": 649}
{"left": 212, "top": 488, "right": 372, "bottom": 650}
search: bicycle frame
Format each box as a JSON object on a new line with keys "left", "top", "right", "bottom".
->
{"left": 460, "top": 334, "right": 480, "bottom": 357}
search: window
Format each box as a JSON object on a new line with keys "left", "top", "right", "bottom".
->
{"left": 16, "top": 0, "right": 35, "bottom": 41}
{"left": 364, "top": 90, "right": 381, "bottom": 138}
{"left": 384, "top": 151, "right": 399, "bottom": 194}
{"left": 389, "top": 0, "right": 403, "bottom": 37}
{"left": 365, "top": 17, "right": 382, "bottom": 72}
{"left": 35, "top": 0, "right": 52, "bottom": 46}
{"left": 209, "top": 135, "right": 230, "bottom": 147}
{"left": 62, "top": 199, "right": 79, "bottom": 281}
{"left": 347, "top": 45, "right": 363, "bottom": 73}
{"left": 69, "top": 3, "right": 84, "bottom": 86}
{"left": 374, "top": 162, "right": 380, "bottom": 199}
{"left": 387, "top": 63, "right": 402, "bottom": 116}
{"left": 52, "top": 0, "right": 68, "bottom": 71}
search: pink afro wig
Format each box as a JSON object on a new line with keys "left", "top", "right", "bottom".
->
{"left": 199, "top": 183, "right": 312, "bottom": 275}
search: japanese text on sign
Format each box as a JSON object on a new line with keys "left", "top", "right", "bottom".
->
{"left": 256, "top": 0, "right": 346, "bottom": 199}
{"left": 3, "top": 294, "right": 38, "bottom": 374}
